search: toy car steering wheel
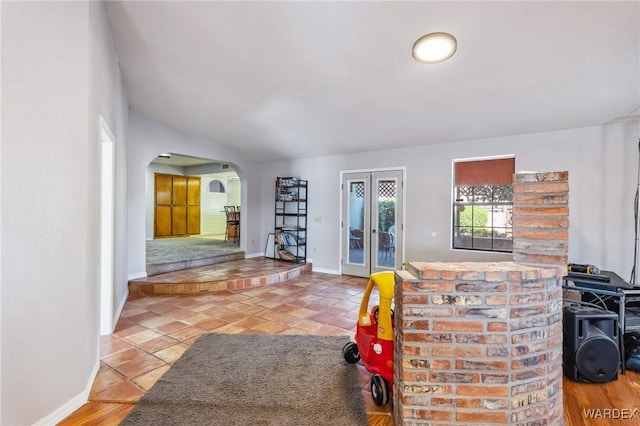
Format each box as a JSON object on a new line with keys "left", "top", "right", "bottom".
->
{"left": 372, "top": 305, "right": 394, "bottom": 324}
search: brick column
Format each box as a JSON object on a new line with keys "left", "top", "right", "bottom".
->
{"left": 392, "top": 170, "right": 569, "bottom": 425}
{"left": 394, "top": 262, "right": 565, "bottom": 425}
{"left": 512, "top": 171, "right": 569, "bottom": 267}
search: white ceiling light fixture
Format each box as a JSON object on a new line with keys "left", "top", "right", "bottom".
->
{"left": 412, "top": 32, "right": 457, "bottom": 64}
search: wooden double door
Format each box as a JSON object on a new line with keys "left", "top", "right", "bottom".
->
{"left": 154, "top": 173, "right": 201, "bottom": 238}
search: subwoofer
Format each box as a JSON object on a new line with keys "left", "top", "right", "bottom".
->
{"left": 563, "top": 305, "right": 619, "bottom": 383}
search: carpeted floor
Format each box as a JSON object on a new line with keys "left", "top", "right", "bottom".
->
{"left": 146, "top": 236, "right": 243, "bottom": 265}
{"left": 120, "top": 333, "right": 368, "bottom": 426}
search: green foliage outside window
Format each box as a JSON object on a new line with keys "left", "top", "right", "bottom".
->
{"left": 378, "top": 200, "right": 395, "bottom": 232}
{"left": 458, "top": 206, "right": 488, "bottom": 234}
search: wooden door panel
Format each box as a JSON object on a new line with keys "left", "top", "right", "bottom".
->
{"left": 172, "top": 176, "right": 187, "bottom": 205}
{"left": 187, "top": 177, "right": 201, "bottom": 235}
{"left": 172, "top": 206, "right": 187, "bottom": 235}
{"left": 187, "top": 176, "right": 201, "bottom": 205}
{"left": 155, "top": 174, "right": 172, "bottom": 205}
{"left": 187, "top": 206, "right": 201, "bottom": 235}
{"left": 154, "top": 174, "right": 201, "bottom": 238}
{"left": 155, "top": 206, "right": 172, "bottom": 237}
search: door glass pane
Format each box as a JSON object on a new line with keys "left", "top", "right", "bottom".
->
{"left": 376, "top": 179, "right": 396, "bottom": 268}
{"left": 347, "top": 181, "right": 366, "bottom": 265}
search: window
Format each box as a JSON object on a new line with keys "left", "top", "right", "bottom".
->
{"left": 208, "top": 179, "right": 226, "bottom": 193}
{"left": 452, "top": 157, "right": 515, "bottom": 252}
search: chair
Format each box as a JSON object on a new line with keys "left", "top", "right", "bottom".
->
{"left": 350, "top": 229, "right": 363, "bottom": 249}
{"left": 224, "top": 206, "right": 240, "bottom": 243}
{"left": 388, "top": 225, "right": 396, "bottom": 257}
{"left": 378, "top": 231, "right": 395, "bottom": 261}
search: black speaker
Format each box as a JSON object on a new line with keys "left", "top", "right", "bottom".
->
{"left": 563, "top": 306, "right": 620, "bottom": 383}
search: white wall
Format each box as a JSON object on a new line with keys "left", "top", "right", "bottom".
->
{"left": 127, "top": 111, "right": 265, "bottom": 279}
{"left": 0, "top": 2, "right": 128, "bottom": 424}
{"left": 90, "top": 0, "right": 130, "bottom": 338}
{"left": 200, "top": 175, "right": 240, "bottom": 236}
{"left": 260, "top": 120, "right": 640, "bottom": 278}
{"left": 226, "top": 178, "right": 242, "bottom": 207}
{"left": 200, "top": 176, "right": 227, "bottom": 236}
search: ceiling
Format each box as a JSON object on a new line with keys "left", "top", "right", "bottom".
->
{"left": 151, "top": 153, "right": 223, "bottom": 167}
{"left": 105, "top": 1, "right": 640, "bottom": 163}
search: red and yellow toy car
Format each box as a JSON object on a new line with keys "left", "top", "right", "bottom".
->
{"left": 342, "top": 271, "right": 395, "bottom": 406}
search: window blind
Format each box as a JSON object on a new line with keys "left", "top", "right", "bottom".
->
{"left": 454, "top": 157, "right": 515, "bottom": 186}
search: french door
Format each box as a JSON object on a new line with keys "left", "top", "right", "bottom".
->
{"left": 341, "top": 170, "right": 403, "bottom": 277}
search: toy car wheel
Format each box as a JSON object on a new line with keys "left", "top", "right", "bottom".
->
{"left": 370, "top": 374, "right": 389, "bottom": 406}
{"left": 342, "top": 342, "right": 361, "bottom": 363}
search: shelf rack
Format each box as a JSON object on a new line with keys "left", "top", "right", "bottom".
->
{"left": 274, "top": 177, "right": 307, "bottom": 263}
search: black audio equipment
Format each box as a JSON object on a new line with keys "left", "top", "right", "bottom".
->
{"left": 625, "top": 307, "right": 640, "bottom": 333}
{"left": 581, "top": 292, "right": 617, "bottom": 311}
{"left": 568, "top": 263, "right": 601, "bottom": 275}
{"left": 563, "top": 306, "right": 619, "bottom": 383}
{"left": 569, "top": 271, "right": 610, "bottom": 282}
{"left": 624, "top": 331, "right": 640, "bottom": 372}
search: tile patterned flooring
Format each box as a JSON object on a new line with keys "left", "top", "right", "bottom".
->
{"left": 93, "top": 260, "right": 393, "bottom": 424}
{"left": 129, "top": 257, "right": 312, "bottom": 295}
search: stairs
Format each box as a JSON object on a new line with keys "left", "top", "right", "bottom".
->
{"left": 130, "top": 258, "right": 312, "bottom": 295}
{"left": 146, "top": 251, "right": 245, "bottom": 276}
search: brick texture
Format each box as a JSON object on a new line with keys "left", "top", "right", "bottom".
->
{"left": 394, "top": 263, "right": 565, "bottom": 425}
{"left": 391, "top": 170, "right": 568, "bottom": 425}
{"left": 512, "top": 171, "right": 569, "bottom": 268}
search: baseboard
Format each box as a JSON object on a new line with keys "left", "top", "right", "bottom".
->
{"left": 113, "top": 286, "right": 129, "bottom": 327}
{"left": 128, "top": 271, "right": 147, "bottom": 280}
{"left": 33, "top": 359, "right": 100, "bottom": 426}
{"left": 245, "top": 251, "right": 264, "bottom": 258}
{"left": 311, "top": 266, "right": 340, "bottom": 275}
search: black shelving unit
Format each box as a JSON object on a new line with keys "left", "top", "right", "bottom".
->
{"left": 274, "top": 177, "right": 307, "bottom": 263}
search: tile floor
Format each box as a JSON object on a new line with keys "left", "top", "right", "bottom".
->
{"left": 93, "top": 263, "right": 393, "bottom": 424}
{"left": 129, "top": 257, "right": 311, "bottom": 295}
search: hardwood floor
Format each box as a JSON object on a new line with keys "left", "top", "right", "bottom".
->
{"left": 564, "top": 371, "right": 640, "bottom": 426}
{"left": 58, "top": 402, "right": 134, "bottom": 426}
{"left": 57, "top": 261, "right": 640, "bottom": 426}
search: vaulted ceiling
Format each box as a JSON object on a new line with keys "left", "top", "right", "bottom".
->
{"left": 105, "top": 1, "right": 640, "bottom": 162}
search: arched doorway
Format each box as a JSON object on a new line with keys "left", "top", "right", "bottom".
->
{"left": 145, "top": 153, "right": 243, "bottom": 275}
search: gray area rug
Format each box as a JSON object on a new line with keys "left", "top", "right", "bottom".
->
{"left": 120, "top": 334, "right": 368, "bottom": 426}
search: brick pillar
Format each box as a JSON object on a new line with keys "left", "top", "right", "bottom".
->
{"left": 512, "top": 171, "right": 569, "bottom": 267}
{"left": 392, "top": 170, "right": 569, "bottom": 425}
{"left": 394, "top": 263, "right": 565, "bottom": 425}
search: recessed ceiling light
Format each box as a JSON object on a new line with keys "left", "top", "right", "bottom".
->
{"left": 412, "top": 32, "right": 457, "bottom": 64}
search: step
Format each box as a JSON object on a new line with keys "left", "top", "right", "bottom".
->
{"left": 130, "top": 258, "right": 312, "bottom": 295}
{"left": 146, "top": 251, "right": 246, "bottom": 276}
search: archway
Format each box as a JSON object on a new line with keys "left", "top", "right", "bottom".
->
{"left": 144, "top": 153, "right": 242, "bottom": 275}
